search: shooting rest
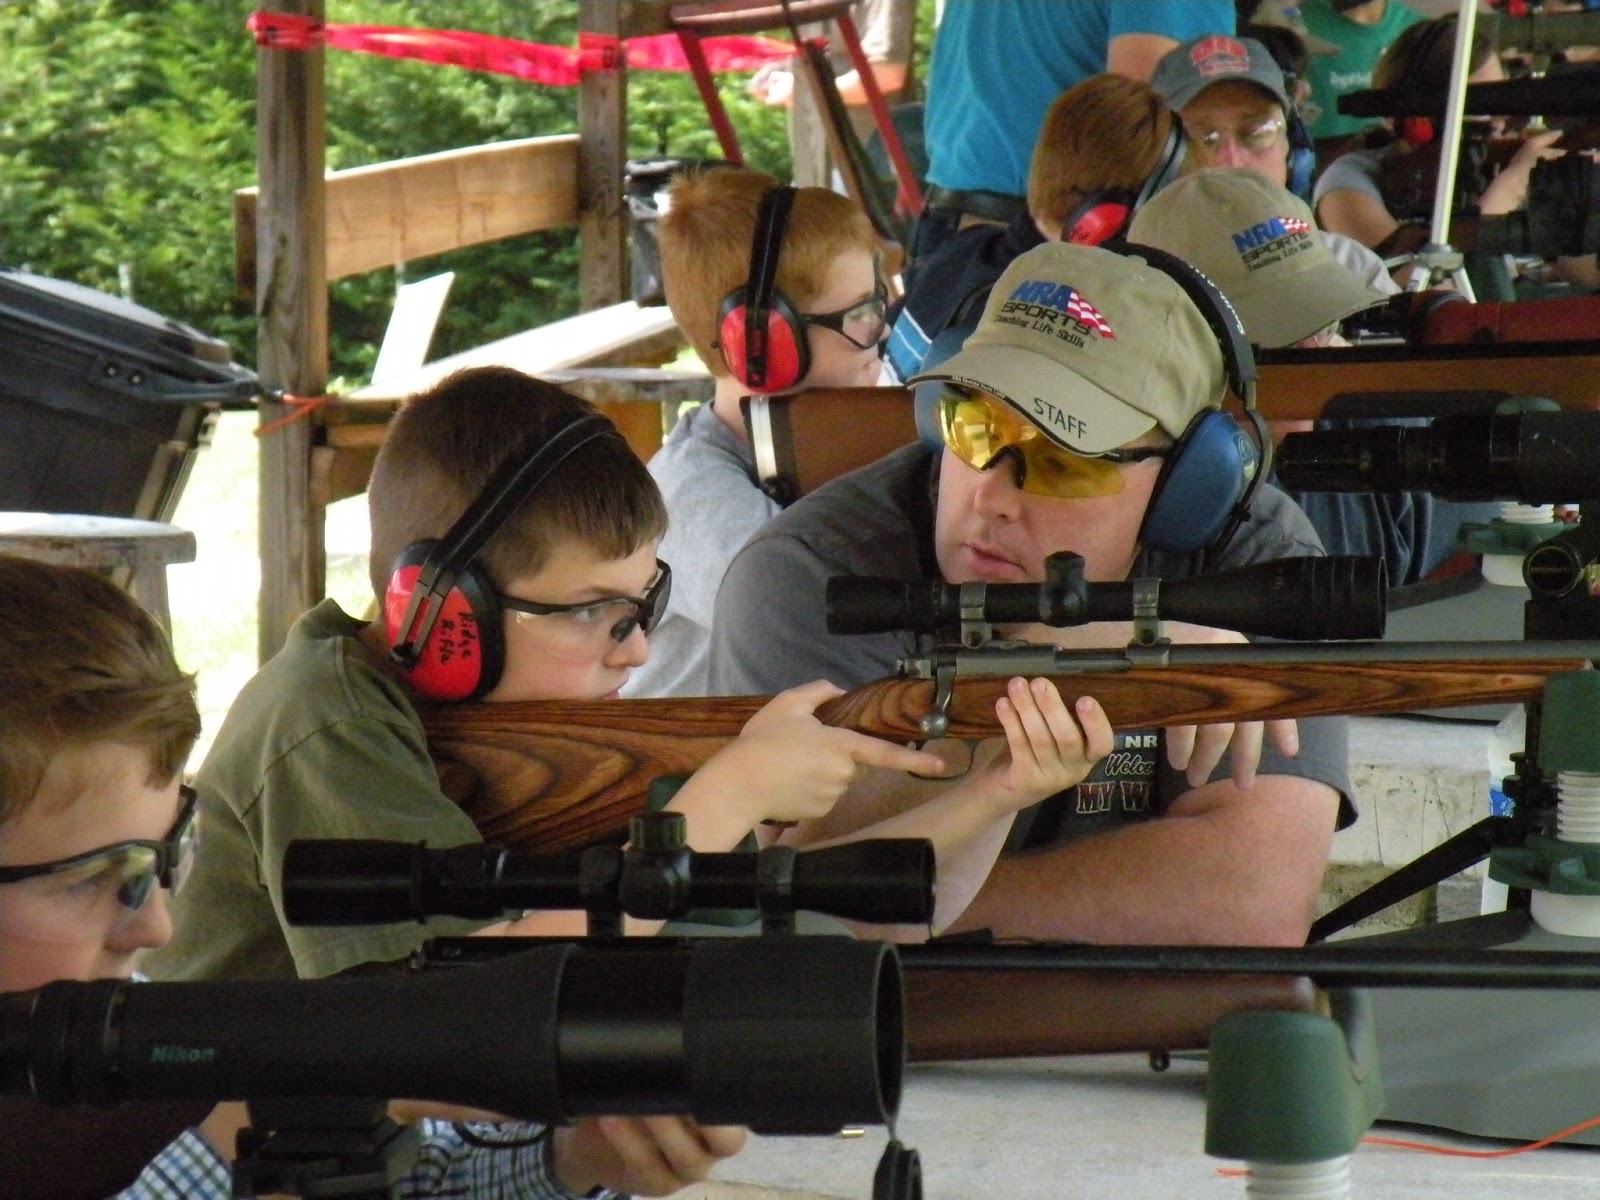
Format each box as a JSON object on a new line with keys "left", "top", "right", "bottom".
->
{"left": 901, "top": 966, "right": 1320, "bottom": 1063}
{"left": 741, "top": 385, "right": 919, "bottom": 504}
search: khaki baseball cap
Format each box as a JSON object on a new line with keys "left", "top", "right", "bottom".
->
{"left": 1251, "top": 0, "right": 1342, "bottom": 56}
{"left": 1127, "top": 168, "right": 1386, "bottom": 348}
{"left": 1152, "top": 35, "right": 1292, "bottom": 112}
{"left": 907, "top": 242, "right": 1226, "bottom": 456}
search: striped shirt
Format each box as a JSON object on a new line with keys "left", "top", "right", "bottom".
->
{"left": 117, "top": 1120, "right": 617, "bottom": 1200}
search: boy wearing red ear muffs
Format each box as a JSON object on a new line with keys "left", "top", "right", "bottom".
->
{"left": 144, "top": 365, "right": 1108, "bottom": 984}
{"left": 626, "top": 167, "right": 892, "bottom": 699}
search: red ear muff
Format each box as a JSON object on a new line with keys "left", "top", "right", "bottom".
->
{"left": 717, "top": 286, "right": 809, "bottom": 392}
{"left": 1061, "top": 185, "right": 1138, "bottom": 247}
{"left": 1400, "top": 116, "right": 1435, "bottom": 148}
{"left": 716, "top": 184, "right": 809, "bottom": 393}
{"left": 385, "top": 540, "right": 505, "bottom": 702}
{"left": 1065, "top": 201, "right": 1134, "bottom": 246}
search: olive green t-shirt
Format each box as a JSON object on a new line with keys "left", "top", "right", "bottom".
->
{"left": 141, "top": 600, "right": 489, "bottom": 982}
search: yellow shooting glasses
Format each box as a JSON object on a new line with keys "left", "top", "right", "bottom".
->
{"left": 937, "top": 385, "right": 1167, "bottom": 498}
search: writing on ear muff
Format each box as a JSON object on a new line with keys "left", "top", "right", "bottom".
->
{"left": 1107, "top": 241, "right": 1269, "bottom": 558}
{"left": 1061, "top": 122, "right": 1187, "bottom": 247}
{"left": 384, "top": 412, "right": 616, "bottom": 702}
{"left": 717, "top": 185, "right": 810, "bottom": 393}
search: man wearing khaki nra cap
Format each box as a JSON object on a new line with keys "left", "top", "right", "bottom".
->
{"left": 1128, "top": 168, "right": 1386, "bottom": 348}
{"left": 1129, "top": 167, "right": 1497, "bottom": 588}
{"left": 707, "top": 241, "right": 1354, "bottom": 948}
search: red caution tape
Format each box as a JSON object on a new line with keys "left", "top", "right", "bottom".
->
{"left": 248, "top": 12, "right": 793, "bottom": 84}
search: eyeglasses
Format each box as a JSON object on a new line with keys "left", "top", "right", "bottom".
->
{"left": 0, "top": 784, "right": 198, "bottom": 945}
{"left": 1186, "top": 114, "right": 1287, "bottom": 158}
{"left": 499, "top": 559, "right": 672, "bottom": 648}
{"left": 800, "top": 281, "right": 890, "bottom": 351}
{"left": 939, "top": 386, "right": 1167, "bottom": 498}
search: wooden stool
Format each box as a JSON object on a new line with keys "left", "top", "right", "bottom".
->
{"left": 0, "top": 512, "right": 197, "bottom": 633}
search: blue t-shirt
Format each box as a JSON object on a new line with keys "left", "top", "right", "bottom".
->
{"left": 923, "top": 0, "right": 1234, "bottom": 196}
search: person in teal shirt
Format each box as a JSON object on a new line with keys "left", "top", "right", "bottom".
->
{"left": 1301, "top": 0, "right": 1423, "bottom": 151}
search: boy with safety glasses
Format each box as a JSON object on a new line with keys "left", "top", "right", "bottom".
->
{"left": 0, "top": 554, "right": 732, "bottom": 1198}
{"left": 624, "top": 166, "right": 892, "bottom": 698}
{"left": 708, "top": 242, "right": 1357, "bottom": 949}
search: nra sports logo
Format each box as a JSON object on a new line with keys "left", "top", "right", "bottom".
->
{"left": 1191, "top": 35, "right": 1250, "bottom": 77}
{"left": 1001, "top": 279, "right": 1117, "bottom": 340}
{"left": 1231, "top": 215, "right": 1314, "bottom": 270}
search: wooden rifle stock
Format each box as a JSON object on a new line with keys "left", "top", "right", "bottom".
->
{"left": 423, "top": 641, "right": 1597, "bottom": 854}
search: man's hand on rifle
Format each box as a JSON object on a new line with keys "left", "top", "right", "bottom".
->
{"left": 1008, "top": 619, "right": 1300, "bottom": 791}
{"left": 967, "top": 679, "right": 1114, "bottom": 817}
{"left": 1157, "top": 624, "right": 1300, "bottom": 790}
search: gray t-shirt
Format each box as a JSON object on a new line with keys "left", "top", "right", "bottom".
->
{"left": 1314, "top": 145, "right": 1392, "bottom": 210}
{"left": 706, "top": 444, "right": 1354, "bottom": 837}
{"left": 625, "top": 402, "right": 781, "bottom": 698}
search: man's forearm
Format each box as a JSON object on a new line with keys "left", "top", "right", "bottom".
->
{"left": 947, "top": 776, "right": 1340, "bottom": 946}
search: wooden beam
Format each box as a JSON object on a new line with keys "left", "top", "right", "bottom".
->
{"left": 579, "top": 0, "right": 629, "bottom": 311}
{"left": 345, "top": 301, "right": 682, "bottom": 404}
{"left": 235, "top": 137, "right": 580, "bottom": 298}
{"left": 657, "top": 0, "right": 855, "bottom": 36}
{"left": 255, "top": 0, "right": 328, "bottom": 662}
{"left": 1254, "top": 342, "right": 1600, "bottom": 422}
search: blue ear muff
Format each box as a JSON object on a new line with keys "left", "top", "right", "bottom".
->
{"left": 1139, "top": 411, "right": 1261, "bottom": 556}
{"left": 1288, "top": 145, "right": 1315, "bottom": 201}
{"left": 1287, "top": 113, "right": 1316, "bottom": 201}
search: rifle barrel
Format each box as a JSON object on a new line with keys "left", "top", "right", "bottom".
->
{"left": 901, "top": 942, "right": 1600, "bottom": 990}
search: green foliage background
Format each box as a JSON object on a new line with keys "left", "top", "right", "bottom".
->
{"left": 0, "top": 0, "right": 794, "bottom": 378}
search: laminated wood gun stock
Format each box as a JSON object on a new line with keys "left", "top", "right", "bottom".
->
{"left": 423, "top": 639, "right": 1600, "bottom": 855}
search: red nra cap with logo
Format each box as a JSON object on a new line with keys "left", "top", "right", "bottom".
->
{"left": 1150, "top": 34, "right": 1292, "bottom": 112}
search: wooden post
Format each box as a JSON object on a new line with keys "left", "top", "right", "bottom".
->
{"left": 254, "top": 0, "right": 329, "bottom": 661}
{"left": 578, "top": 0, "right": 629, "bottom": 311}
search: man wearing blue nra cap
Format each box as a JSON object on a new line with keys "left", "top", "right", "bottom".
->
{"left": 707, "top": 241, "right": 1355, "bottom": 948}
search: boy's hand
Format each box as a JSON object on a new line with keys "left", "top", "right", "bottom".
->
{"left": 969, "top": 679, "right": 1113, "bottom": 816}
{"left": 718, "top": 680, "right": 951, "bottom": 826}
{"left": 746, "top": 62, "right": 796, "bottom": 106}
{"left": 553, "top": 1115, "right": 747, "bottom": 1197}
